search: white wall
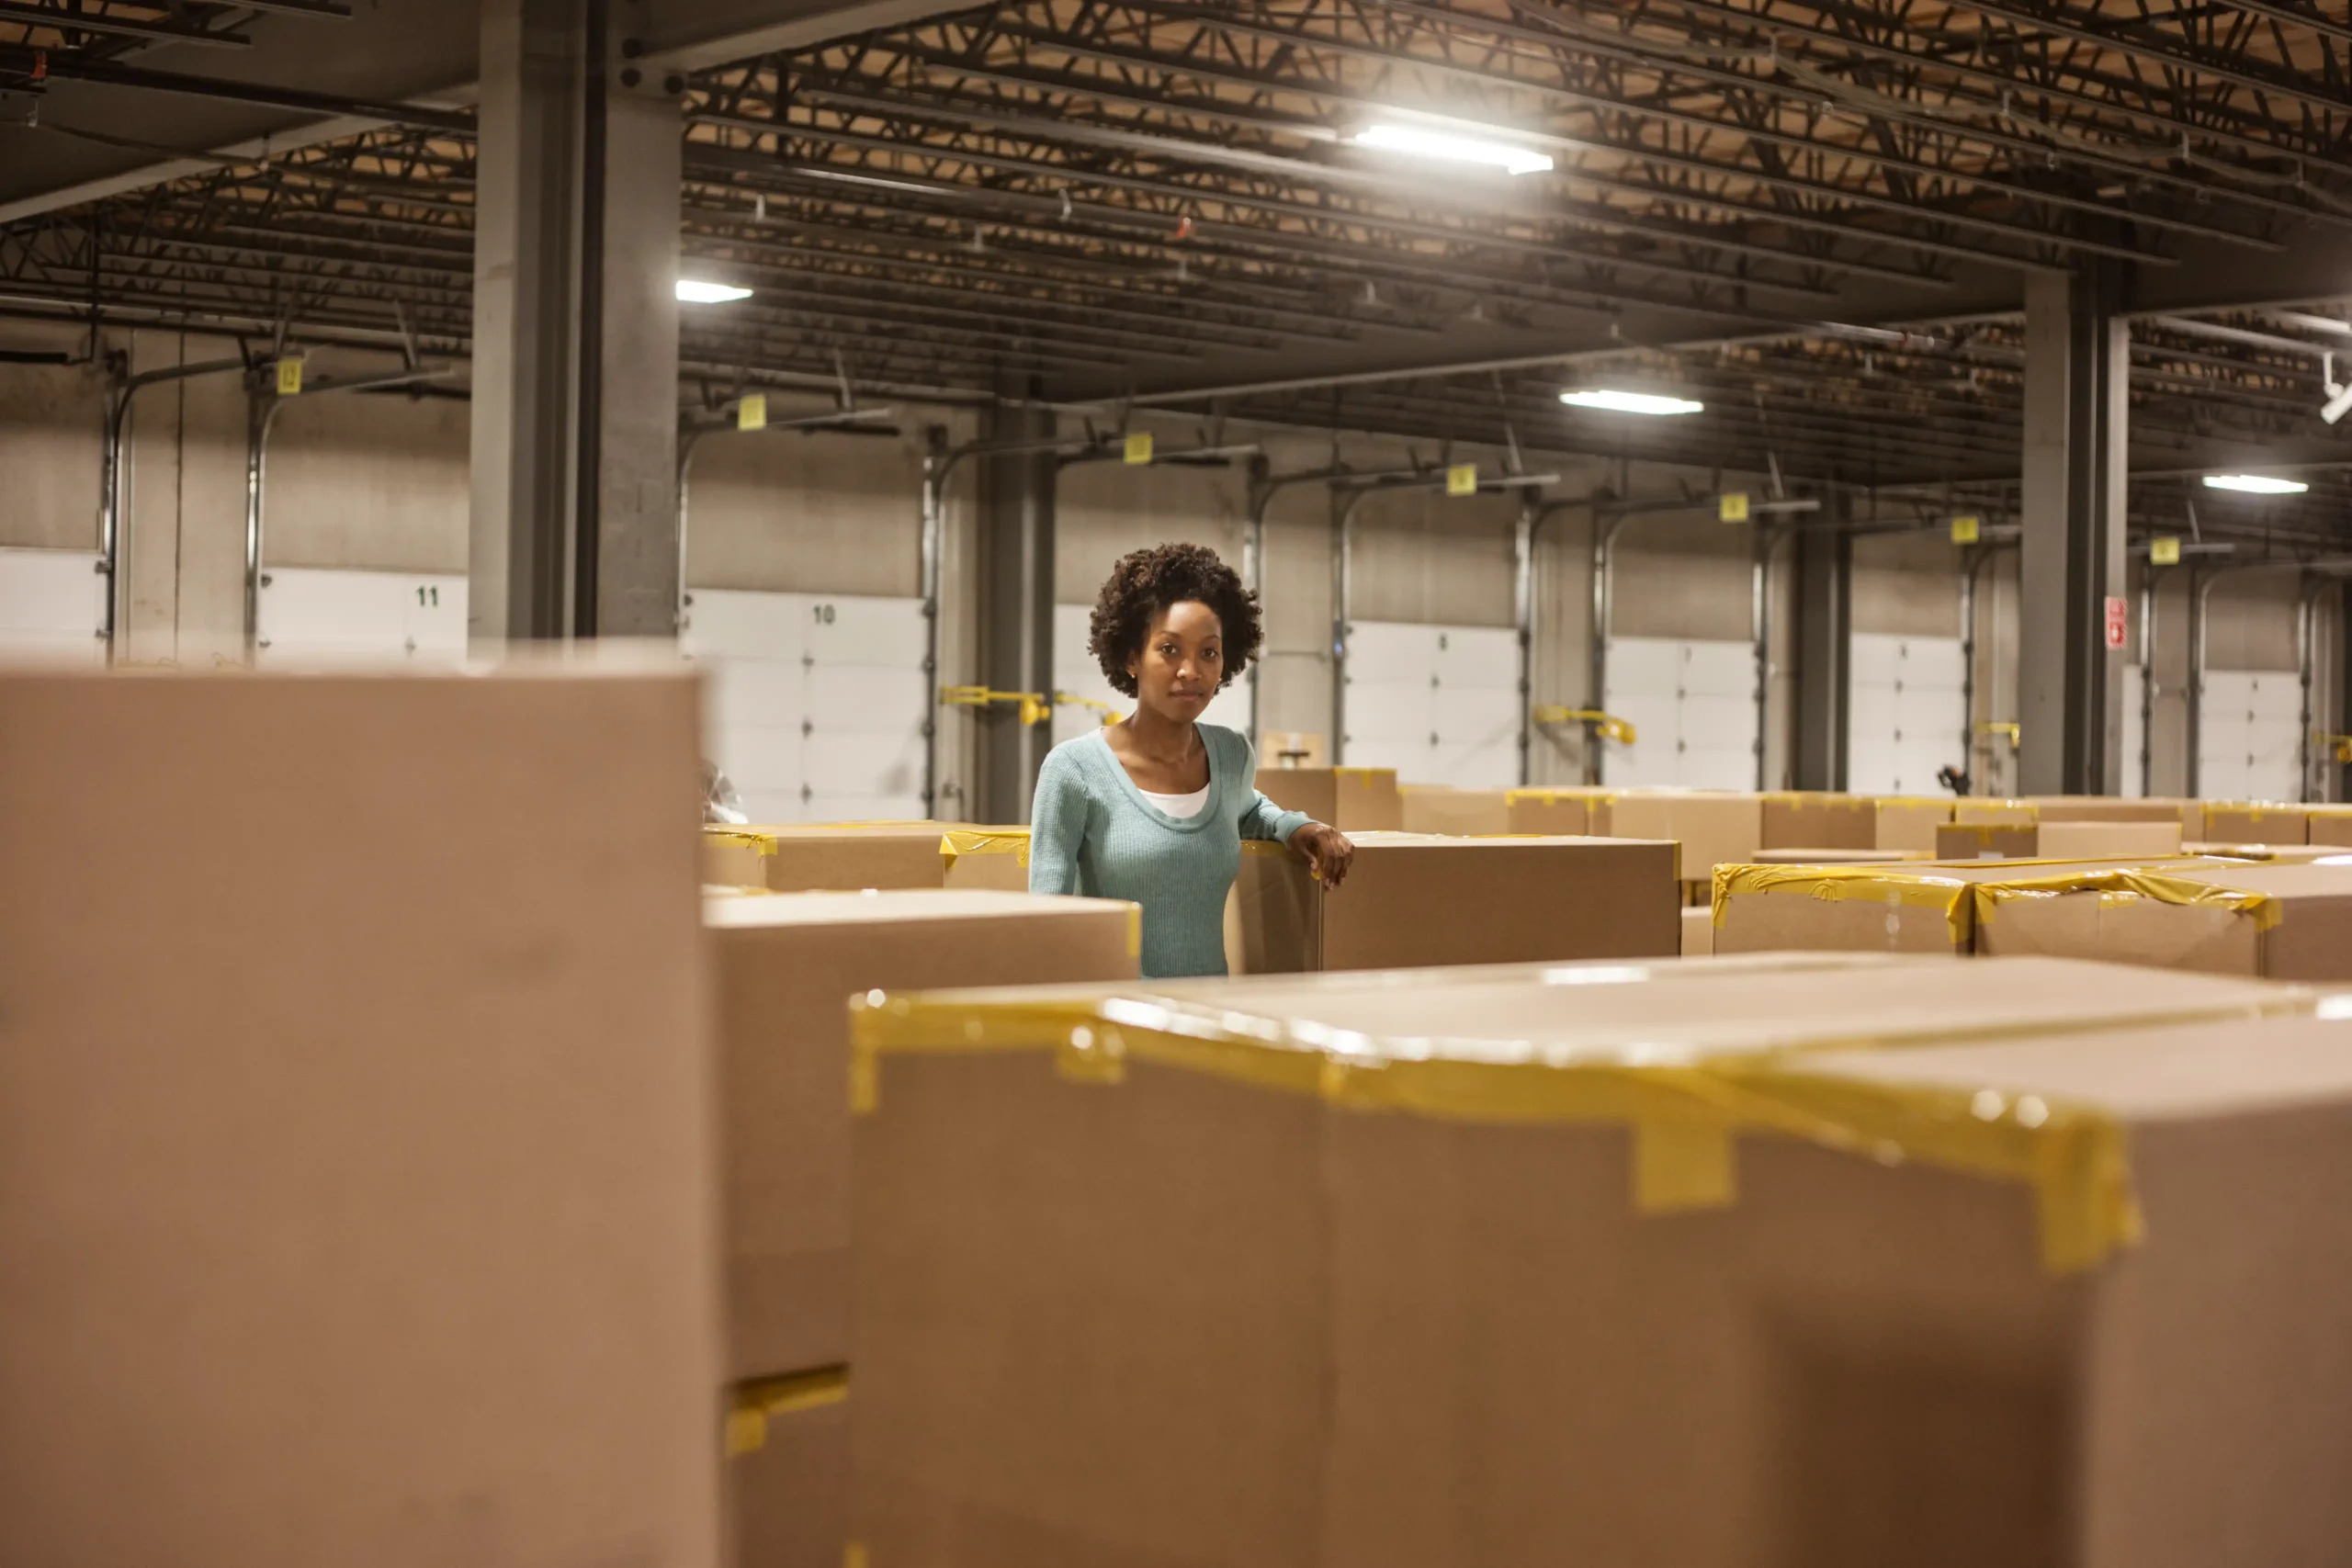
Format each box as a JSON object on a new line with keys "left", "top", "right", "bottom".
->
{"left": 2, "top": 318, "right": 2336, "bottom": 802}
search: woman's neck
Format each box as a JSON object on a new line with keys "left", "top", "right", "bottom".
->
{"left": 1122, "top": 702, "right": 1197, "bottom": 761}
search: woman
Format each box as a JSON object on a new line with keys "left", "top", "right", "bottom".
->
{"left": 1031, "top": 542, "right": 1353, "bottom": 979}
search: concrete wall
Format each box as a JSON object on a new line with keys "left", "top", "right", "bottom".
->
{"left": 1, "top": 316, "right": 2338, "bottom": 800}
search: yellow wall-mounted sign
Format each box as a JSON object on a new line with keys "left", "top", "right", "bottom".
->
{"left": 737, "top": 394, "right": 767, "bottom": 432}
{"left": 1951, "top": 514, "right": 1980, "bottom": 545}
{"left": 1124, "top": 431, "right": 1154, "bottom": 466}
{"left": 2151, "top": 536, "right": 2181, "bottom": 566}
{"left": 1718, "top": 491, "right": 1748, "bottom": 523}
{"left": 275, "top": 356, "right": 304, "bottom": 396}
{"left": 1445, "top": 464, "right": 1477, "bottom": 497}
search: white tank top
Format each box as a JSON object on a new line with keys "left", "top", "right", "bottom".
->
{"left": 1140, "top": 784, "right": 1212, "bottom": 820}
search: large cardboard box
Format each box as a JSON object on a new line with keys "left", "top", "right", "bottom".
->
{"left": 1749, "top": 847, "right": 1919, "bottom": 865}
{"left": 711, "top": 889, "right": 1136, "bottom": 1379}
{"left": 1761, "top": 792, "right": 1876, "bottom": 851}
{"left": 1937, "top": 818, "right": 2184, "bottom": 861}
{"left": 1253, "top": 765, "right": 1403, "bottom": 831}
{"left": 1230, "top": 833, "right": 1678, "bottom": 972}
{"left": 849, "top": 956, "right": 2324, "bottom": 1568}
{"left": 1, "top": 665, "right": 722, "bottom": 1568}
{"left": 1955, "top": 797, "right": 2037, "bottom": 826}
{"left": 1505, "top": 786, "right": 1601, "bottom": 835}
{"left": 2307, "top": 807, "right": 2352, "bottom": 847}
{"left": 729, "top": 1377, "right": 850, "bottom": 1568}
{"left": 1397, "top": 784, "right": 1511, "bottom": 836}
{"left": 1679, "top": 904, "right": 1713, "bottom": 956}
{"left": 2020, "top": 795, "right": 2193, "bottom": 825}
{"left": 1873, "top": 795, "right": 1954, "bottom": 852}
{"left": 707, "top": 823, "right": 960, "bottom": 891}
{"left": 2186, "top": 841, "right": 2349, "bottom": 863}
{"left": 2205, "top": 802, "right": 2313, "bottom": 844}
{"left": 1713, "top": 855, "right": 2226, "bottom": 956}
{"left": 1595, "top": 790, "right": 1763, "bottom": 879}
{"left": 1974, "top": 861, "right": 2352, "bottom": 980}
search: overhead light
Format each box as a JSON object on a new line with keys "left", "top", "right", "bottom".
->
{"left": 676, "top": 280, "right": 752, "bottom": 304}
{"left": 1350, "top": 120, "right": 1553, "bottom": 176}
{"left": 1560, "top": 389, "right": 1705, "bottom": 416}
{"left": 2202, "top": 473, "right": 2309, "bottom": 495}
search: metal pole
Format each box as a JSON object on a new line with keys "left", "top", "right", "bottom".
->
{"left": 2188, "top": 567, "right": 2212, "bottom": 800}
{"left": 1589, "top": 505, "right": 1630, "bottom": 787}
{"left": 920, "top": 424, "right": 953, "bottom": 819}
{"left": 242, "top": 387, "right": 282, "bottom": 662}
{"left": 1244, "top": 453, "right": 1272, "bottom": 752}
{"left": 673, "top": 426, "right": 704, "bottom": 635}
{"left": 1329, "top": 487, "right": 1364, "bottom": 765}
{"left": 2140, "top": 565, "right": 2162, "bottom": 798}
{"left": 2299, "top": 574, "right": 2324, "bottom": 804}
{"left": 1513, "top": 491, "right": 1539, "bottom": 788}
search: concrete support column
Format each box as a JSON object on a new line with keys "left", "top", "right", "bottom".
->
{"left": 973, "top": 401, "right": 1057, "bottom": 823}
{"left": 469, "top": 0, "right": 681, "bottom": 646}
{"left": 1792, "top": 511, "right": 1849, "bottom": 791}
{"left": 2019, "top": 265, "right": 2131, "bottom": 794}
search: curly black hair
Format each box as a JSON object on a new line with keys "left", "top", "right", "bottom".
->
{"left": 1088, "top": 542, "right": 1263, "bottom": 699}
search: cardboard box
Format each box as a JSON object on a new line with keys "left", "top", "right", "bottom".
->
{"left": 1397, "top": 785, "right": 1511, "bottom": 836}
{"left": 2204, "top": 802, "right": 2312, "bottom": 845}
{"left": 1596, "top": 791, "right": 1763, "bottom": 881}
{"left": 1873, "top": 795, "right": 1954, "bottom": 852}
{"left": 2185, "top": 841, "right": 2350, "bottom": 863}
{"left": 1713, "top": 856, "right": 2226, "bottom": 957}
{"left": 849, "top": 956, "right": 2323, "bottom": 1568}
{"left": 707, "top": 823, "right": 961, "bottom": 891}
{"left": 729, "top": 1377, "right": 849, "bottom": 1568}
{"left": 1679, "top": 904, "right": 1713, "bottom": 956}
{"left": 939, "top": 828, "right": 1032, "bottom": 891}
{"left": 711, "top": 889, "right": 1136, "bottom": 1379}
{"left": 1975, "top": 861, "right": 2352, "bottom": 980}
{"left": 1955, "top": 798, "right": 2037, "bottom": 826}
{"left": 1, "top": 664, "right": 722, "bottom": 1568}
{"left": 1505, "top": 786, "right": 1600, "bottom": 836}
{"left": 1749, "top": 848, "right": 1917, "bottom": 865}
{"left": 1761, "top": 793, "right": 1877, "bottom": 851}
{"left": 1252, "top": 766, "right": 1403, "bottom": 831}
{"left": 2020, "top": 795, "right": 2193, "bottom": 825}
{"left": 2306, "top": 807, "right": 2352, "bottom": 848}
{"left": 1231, "top": 833, "right": 1678, "bottom": 973}
{"left": 1260, "top": 730, "right": 1328, "bottom": 768}
{"left": 1937, "top": 819, "right": 2184, "bottom": 861}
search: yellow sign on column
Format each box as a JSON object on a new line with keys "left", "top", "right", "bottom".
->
{"left": 2151, "top": 535, "right": 2181, "bottom": 566}
{"left": 1951, "top": 513, "right": 1981, "bottom": 545}
{"left": 1124, "top": 430, "right": 1153, "bottom": 466}
{"left": 1445, "top": 463, "right": 1477, "bottom": 497}
{"left": 275, "top": 356, "right": 304, "bottom": 396}
{"left": 737, "top": 394, "right": 767, "bottom": 432}
{"left": 1718, "top": 491, "right": 1748, "bottom": 523}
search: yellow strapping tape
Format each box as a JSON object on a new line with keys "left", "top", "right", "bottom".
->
{"left": 1709, "top": 862, "right": 1974, "bottom": 944}
{"left": 705, "top": 828, "right": 780, "bottom": 856}
{"left": 1125, "top": 904, "right": 1143, "bottom": 959}
{"left": 725, "top": 1365, "right": 849, "bottom": 1458}
{"left": 939, "top": 828, "right": 1031, "bottom": 868}
{"left": 1972, "top": 867, "right": 2284, "bottom": 931}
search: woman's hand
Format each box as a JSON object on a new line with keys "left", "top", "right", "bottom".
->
{"left": 1288, "top": 822, "right": 1354, "bottom": 888}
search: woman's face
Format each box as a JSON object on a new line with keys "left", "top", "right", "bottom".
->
{"left": 1127, "top": 600, "right": 1224, "bottom": 721}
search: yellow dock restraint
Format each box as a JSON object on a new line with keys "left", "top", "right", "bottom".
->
{"left": 849, "top": 969, "right": 2316, "bottom": 1273}
{"left": 725, "top": 1365, "right": 849, "bottom": 1457}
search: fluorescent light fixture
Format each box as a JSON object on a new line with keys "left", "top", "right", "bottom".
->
{"left": 1350, "top": 120, "right": 1553, "bottom": 176}
{"left": 675, "top": 279, "right": 752, "bottom": 304}
{"left": 2201, "top": 473, "right": 2308, "bottom": 495}
{"left": 1560, "top": 389, "right": 1705, "bottom": 416}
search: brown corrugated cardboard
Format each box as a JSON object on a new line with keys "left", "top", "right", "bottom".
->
{"left": 1231, "top": 833, "right": 1678, "bottom": 972}
{"left": 710, "top": 823, "right": 964, "bottom": 891}
{"left": 1713, "top": 855, "right": 2227, "bottom": 956}
{"left": 1397, "top": 785, "right": 1511, "bottom": 836}
{"left": 2020, "top": 795, "right": 2193, "bottom": 825}
{"left": 1598, "top": 790, "right": 1763, "bottom": 879}
{"left": 1679, "top": 904, "right": 1713, "bottom": 955}
{"left": 1955, "top": 797, "right": 2037, "bottom": 826}
{"left": 729, "top": 1387, "right": 849, "bottom": 1568}
{"left": 1873, "top": 795, "right": 1953, "bottom": 852}
{"left": 1505, "top": 786, "right": 1600, "bottom": 835}
{"left": 2186, "top": 841, "right": 2350, "bottom": 863}
{"left": 1252, "top": 765, "right": 1404, "bottom": 830}
{"left": 2205, "top": 802, "right": 2313, "bottom": 844}
{"left": 1975, "top": 861, "right": 2352, "bottom": 980}
{"left": 2, "top": 665, "right": 722, "bottom": 1568}
{"left": 711, "top": 889, "right": 1136, "bottom": 1379}
{"left": 1261, "top": 730, "right": 1328, "bottom": 767}
{"left": 851, "top": 958, "right": 2325, "bottom": 1568}
{"left": 1937, "top": 819, "right": 2185, "bottom": 861}
{"left": 1761, "top": 793, "right": 1877, "bottom": 851}
{"left": 2307, "top": 807, "right": 2352, "bottom": 847}
{"left": 1750, "top": 847, "right": 1919, "bottom": 865}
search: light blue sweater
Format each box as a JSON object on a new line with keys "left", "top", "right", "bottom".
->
{"left": 1030, "top": 723, "right": 1313, "bottom": 979}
